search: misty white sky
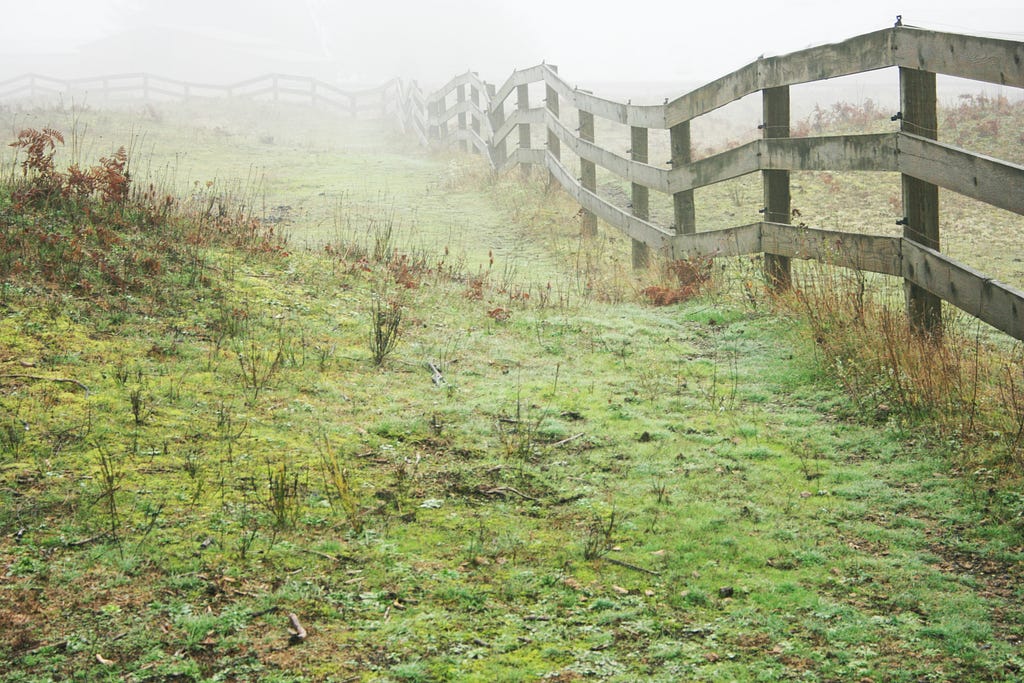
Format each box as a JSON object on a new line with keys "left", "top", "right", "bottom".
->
{"left": 0, "top": 0, "right": 1021, "bottom": 87}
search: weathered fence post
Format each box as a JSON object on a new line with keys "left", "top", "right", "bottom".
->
{"left": 631, "top": 126, "right": 650, "bottom": 267}
{"left": 762, "top": 85, "right": 792, "bottom": 290}
{"left": 517, "top": 83, "right": 531, "bottom": 177}
{"left": 487, "top": 84, "right": 507, "bottom": 170}
{"left": 438, "top": 96, "right": 449, "bottom": 143}
{"left": 427, "top": 98, "right": 437, "bottom": 141}
{"left": 545, "top": 66, "right": 560, "bottom": 186}
{"left": 457, "top": 83, "right": 468, "bottom": 153}
{"left": 899, "top": 66, "right": 942, "bottom": 338}
{"left": 670, "top": 122, "right": 695, "bottom": 235}
{"left": 578, "top": 103, "right": 597, "bottom": 237}
{"left": 470, "top": 81, "right": 481, "bottom": 155}
{"left": 429, "top": 98, "right": 444, "bottom": 143}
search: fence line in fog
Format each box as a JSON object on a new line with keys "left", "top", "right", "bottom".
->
{"left": 3, "top": 24, "right": 1024, "bottom": 341}
{"left": 0, "top": 72, "right": 397, "bottom": 118}
{"left": 395, "top": 24, "right": 1024, "bottom": 342}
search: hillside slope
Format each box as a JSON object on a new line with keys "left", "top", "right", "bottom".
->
{"left": 1, "top": 104, "right": 1022, "bottom": 682}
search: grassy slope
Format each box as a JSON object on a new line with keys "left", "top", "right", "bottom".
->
{"left": 1, "top": 102, "right": 569, "bottom": 283}
{"left": 0, "top": 102, "right": 1022, "bottom": 682}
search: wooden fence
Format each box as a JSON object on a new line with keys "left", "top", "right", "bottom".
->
{"left": 2, "top": 26, "right": 1022, "bottom": 341}
{"left": 399, "top": 25, "right": 1024, "bottom": 342}
{"left": 0, "top": 72, "right": 399, "bottom": 118}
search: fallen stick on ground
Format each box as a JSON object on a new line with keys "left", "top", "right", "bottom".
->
{"left": 605, "top": 556, "right": 662, "bottom": 576}
{"left": 0, "top": 374, "right": 91, "bottom": 395}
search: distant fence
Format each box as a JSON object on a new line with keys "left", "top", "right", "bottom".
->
{"left": 0, "top": 72, "right": 398, "bottom": 118}
{"left": 3, "top": 25, "right": 1023, "bottom": 341}
{"left": 397, "top": 24, "right": 1024, "bottom": 341}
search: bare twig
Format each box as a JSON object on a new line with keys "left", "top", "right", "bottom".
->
{"left": 0, "top": 374, "right": 90, "bottom": 395}
{"left": 480, "top": 486, "right": 538, "bottom": 501}
{"left": 427, "top": 361, "right": 447, "bottom": 386}
{"left": 605, "top": 556, "right": 662, "bottom": 576}
{"left": 552, "top": 432, "right": 585, "bottom": 448}
{"left": 297, "top": 547, "right": 343, "bottom": 563}
{"left": 64, "top": 533, "right": 107, "bottom": 547}
{"left": 21, "top": 640, "right": 68, "bottom": 656}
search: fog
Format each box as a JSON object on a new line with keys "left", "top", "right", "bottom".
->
{"left": 0, "top": 0, "right": 1021, "bottom": 92}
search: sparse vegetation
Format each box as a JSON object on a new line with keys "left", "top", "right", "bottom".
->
{"left": 368, "top": 291, "right": 404, "bottom": 366}
{"left": 0, "top": 95, "right": 1022, "bottom": 683}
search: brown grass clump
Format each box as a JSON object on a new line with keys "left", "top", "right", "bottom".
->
{"left": 780, "top": 262, "right": 1024, "bottom": 477}
{"left": 641, "top": 256, "right": 712, "bottom": 306}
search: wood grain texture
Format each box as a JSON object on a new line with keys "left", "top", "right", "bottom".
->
{"left": 902, "top": 240, "right": 1024, "bottom": 339}
{"left": 895, "top": 28, "right": 1024, "bottom": 88}
{"left": 896, "top": 134, "right": 1024, "bottom": 216}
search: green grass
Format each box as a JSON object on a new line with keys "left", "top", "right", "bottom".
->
{"left": 1, "top": 100, "right": 1023, "bottom": 682}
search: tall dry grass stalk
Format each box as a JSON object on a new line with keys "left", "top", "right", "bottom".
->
{"left": 780, "top": 261, "right": 1024, "bottom": 474}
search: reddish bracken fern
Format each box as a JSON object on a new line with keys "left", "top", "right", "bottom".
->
{"left": 11, "top": 127, "right": 63, "bottom": 177}
{"left": 93, "top": 147, "right": 130, "bottom": 205}
{"left": 641, "top": 256, "right": 713, "bottom": 306}
{"left": 9, "top": 127, "right": 65, "bottom": 204}
{"left": 64, "top": 164, "right": 98, "bottom": 200}
{"left": 9, "top": 129, "right": 130, "bottom": 208}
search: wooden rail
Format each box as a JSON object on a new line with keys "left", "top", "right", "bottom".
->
{"left": 407, "top": 24, "right": 1024, "bottom": 341}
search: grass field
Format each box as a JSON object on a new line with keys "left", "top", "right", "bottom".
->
{"left": 1, "top": 97, "right": 1023, "bottom": 682}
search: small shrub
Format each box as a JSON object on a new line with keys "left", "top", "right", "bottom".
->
{"left": 94, "top": 444, "right": 124, "bottom": 559}
{"left": 369, "top": 294, "right": 403, "bottom": 365}
{"left": 496, "top": 397, "right": 545, "bottom": 472}
{"left": 581, "top": 509, "right": 618, "bottom": 560}
{"left": 235, "top": 335, "right": 284, "bottom": 403}
{"left": 640, "top": 256, "right": 712, "bottom": 306}
{"left": 264, "top": 461, "right": 301, "bottom": 530}
{"left": 316, "top": 433, "right": 364, "bottom": 533}
{"left": 464, "top": 274, "right": 487, "bottom": 300}
{"left": 641, "top": 285, "right": 692, "bottom": 306}
{"left": 487, "top": 307, "right": 510, "bottom": 322}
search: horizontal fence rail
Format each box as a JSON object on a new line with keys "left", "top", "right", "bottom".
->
{"left": 404, "top": 24, "right": 1024, "bottom": 341}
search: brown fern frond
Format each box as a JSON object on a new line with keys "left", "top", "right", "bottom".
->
{"left": 93, "top": 147, "right": 131, "bottom": 205}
